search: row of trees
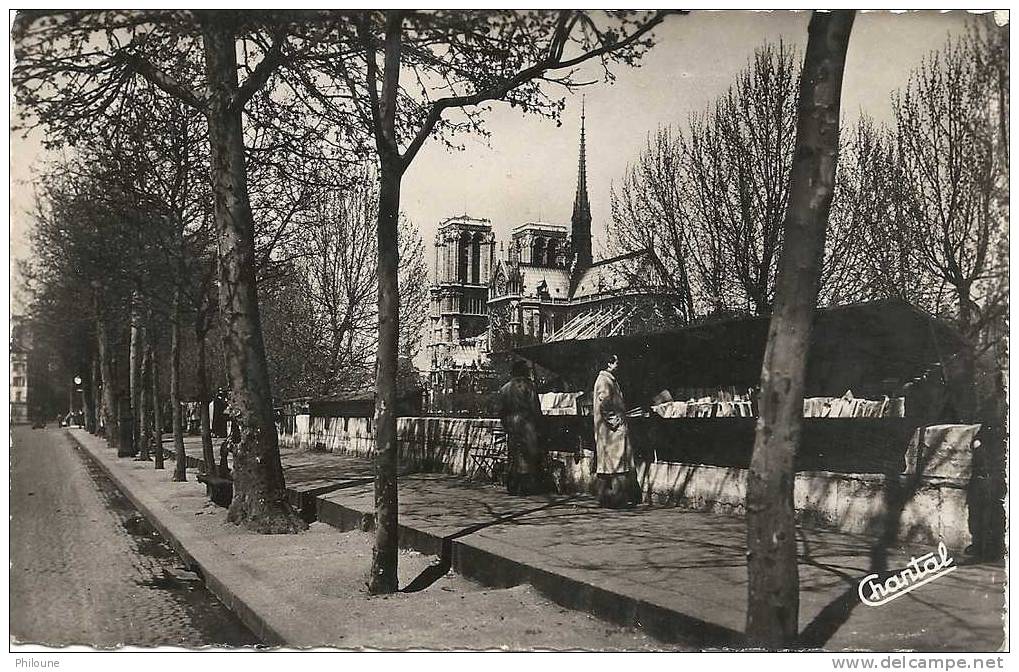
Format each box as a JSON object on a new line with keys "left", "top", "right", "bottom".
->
{"left": 612, "top": 42, "right": 799, "bottom": 319}
{"left": 21, "top": 94, "right": 428, "bottom": 469}
{"left": 14, "top": 10, "right": 676, "bottom": 593}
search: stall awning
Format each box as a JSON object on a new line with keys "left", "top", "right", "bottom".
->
{"left": 515, "top": 299, "right": 964, "bottom": 402}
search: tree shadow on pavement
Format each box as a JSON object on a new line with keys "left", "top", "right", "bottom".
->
{"left": 797, "top": 429, "right": 987, "bottom": 648}
{"left": 401, "top": 495, "right": 580, "bottom": 594}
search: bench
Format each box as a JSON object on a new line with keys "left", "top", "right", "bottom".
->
{"left": 197, "top": 472, "right": 233, "bottom": 508}
{"left": 196, "top": 438, "right": 236, "bottom": 508}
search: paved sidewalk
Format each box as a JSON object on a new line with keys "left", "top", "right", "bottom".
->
{"left": 109, "top": 432, "right": 1006, "bottom": 650}
{"left": 65, "top": 430, "right": 677, "bottom": 650}
{"left": 312, "top": 475, "right": 1006, "bottom": 651}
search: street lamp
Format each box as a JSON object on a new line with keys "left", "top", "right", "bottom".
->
{"left": 74, "top": 375, "right": 84, "bottom": 428}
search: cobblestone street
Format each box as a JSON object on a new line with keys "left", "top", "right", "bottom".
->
{"left": 10, "top": 426, "right": 258, "bottom": 648}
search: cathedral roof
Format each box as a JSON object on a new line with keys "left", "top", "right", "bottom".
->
{"left": 519, "top": 266, "right": 571, "bottom": 299}
{"left": 570, "top": 249, "right": 670, "bottom": 301}
{"left": 490, "top": 259, "right": 571, "bottom": 301}
{"left": 544, "top": 299, "right": 687, "bottom": 342}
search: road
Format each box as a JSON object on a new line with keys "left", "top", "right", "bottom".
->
{"left": 10, "top": 426, "right": 259, "bottom": 648}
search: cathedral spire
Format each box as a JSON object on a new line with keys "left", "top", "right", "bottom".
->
{"left": 576, "top": 97, "right": 588, "bottom": 210}
{"left": 571, "top": 97, "right": 593, "bottom": 272}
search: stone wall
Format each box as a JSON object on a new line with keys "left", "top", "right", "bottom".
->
{"left": 281, "top": 415, "right": 374, "bottom": 454}
{"left": 551, "top": 454, "right": 973, "bottom": 548}
{"left": 280, "top": 414, "right": 500, "bottom": 476}
{"left": 281, "top": 415, "right": 980, "bottom": 549}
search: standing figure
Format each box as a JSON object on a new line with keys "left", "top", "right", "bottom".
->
{"left": 497, "top": 360, "right": 545, "bottom": 495}
{"left": 593, "top": 354, "right": 637, "bottom": 508}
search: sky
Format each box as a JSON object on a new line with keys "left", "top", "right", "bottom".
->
{"left": 9, "top": 10, "right": 978, "bottom": 311}
{"left": 399, "top": 10, "right": 974, "bottom": 259}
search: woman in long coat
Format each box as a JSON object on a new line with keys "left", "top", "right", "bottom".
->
{"left": 593, "top": 354, "right": 637, "bottom": 507}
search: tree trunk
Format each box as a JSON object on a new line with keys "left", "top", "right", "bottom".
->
{"left": 947, "top": 285, "right": 979, "bottom": 422}
{"left": 96, "top": 306, "right": 119, "bottom": 449}
{"left": 201, "top": 16, "right": 304, "bottom": 533}
{"left": 369, "top": 160, "right": 402, "bottom": 595}
{"left": 745, "top": 10, "right": 854, "bottom": 648}
{"left": 138, "top": 327, "right": 151, "bottom": 461}
{"left": 196, "top": 323, "right": 216, "bottom": 477}
{"left": 129, "top": 294, "right": 143, "bottom": 452}
{"left": 171, "top": 290, "right": 187, "bottom": 482}
{"left": 367, "top": 12, "right": 406, "bottom": 595}
{"left": 152, "top": 334, "right": 165, "bottom": 470}
{"left": 81, "top": 362, "right": 94, "bottom": 434}
{"left": 90, "top": 352, "right": 101, "bottom": 435}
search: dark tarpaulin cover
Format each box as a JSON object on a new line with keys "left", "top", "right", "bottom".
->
{"left": 514, "top": 299, "right": 964, "bottom": 404}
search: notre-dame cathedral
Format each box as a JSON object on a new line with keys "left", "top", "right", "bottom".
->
{"left": 426, "top": 107, "right": 679, "bottom": 407}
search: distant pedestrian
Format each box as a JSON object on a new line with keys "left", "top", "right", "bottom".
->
{"left": 211, "top": 390, "right": 228, "bottom": 438}
{"left": 497, "top": 359, "right": 545, "bottom": 495}
{"left": 593, "top": 354, "right": 638, "bottom": 508}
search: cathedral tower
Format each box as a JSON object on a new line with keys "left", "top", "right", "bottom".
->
{"left": 428, "top": 215, "right": 495, "bottom": 366}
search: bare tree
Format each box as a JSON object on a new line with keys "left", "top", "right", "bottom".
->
{"left": 303, "top": 182, "right": 428, "bottom": 391}
{"left": 260, "top": 178, "right": 429, "bottom": 398}
{"left": 609, "top": 127, "right": 697, "bottom": 319}
{"left": 688, "top": 43, "right": 799, "bottom": 315}
{"left": 892, "top": 23, "right": 1008, "bottom": 419}
{"left": 819, "top": 117, "right": 924, "bottom": 307}
{"left": 895, "top": 36, "right": 1003, "bottom": 332}
{"left": 610, "top": 43, "right": 799, "bottom": 317}
{"left": 966, "top": 16, "right": 1009, "bottom": 185}
{"left": 305, "top": 184, "right": 382, "bottom": 392}
{"left": 745, "top": 10, "right": 854, "bottom": 648}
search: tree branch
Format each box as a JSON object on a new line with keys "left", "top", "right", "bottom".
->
{"left": 230, "top": 33, "right": 288, "bottom": 113}
{"left": 358, "top": 15, "right": 386, "bottom": 154}
{"left": 400, "top": 10, "right": 674, "bottom": 169}
{"left": 115, "top": 51, "right": 207, "bottom": 112}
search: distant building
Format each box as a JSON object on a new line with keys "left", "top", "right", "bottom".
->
{"left": 10, "top": 316, "right": 30, "bottom": 424}
{"left": 426, "top": 105, "right": 681, "bottom": 407}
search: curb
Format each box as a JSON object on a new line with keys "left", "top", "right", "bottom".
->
{"left": 313, "top": 494, "right": 745, "bottom": 648}
{"left": 66, "top": 430, "right": 300, "bottom": 647}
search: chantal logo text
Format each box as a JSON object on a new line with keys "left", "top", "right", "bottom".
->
{"left": 858, "top": 542, "right": 957, "bottom": 607}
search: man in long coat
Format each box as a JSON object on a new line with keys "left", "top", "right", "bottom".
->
{"left": 497, "top": 360, "right": 545, "bottom": 495}
{"left": 593, "top": 354, "right": 637, "bottom": 507}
